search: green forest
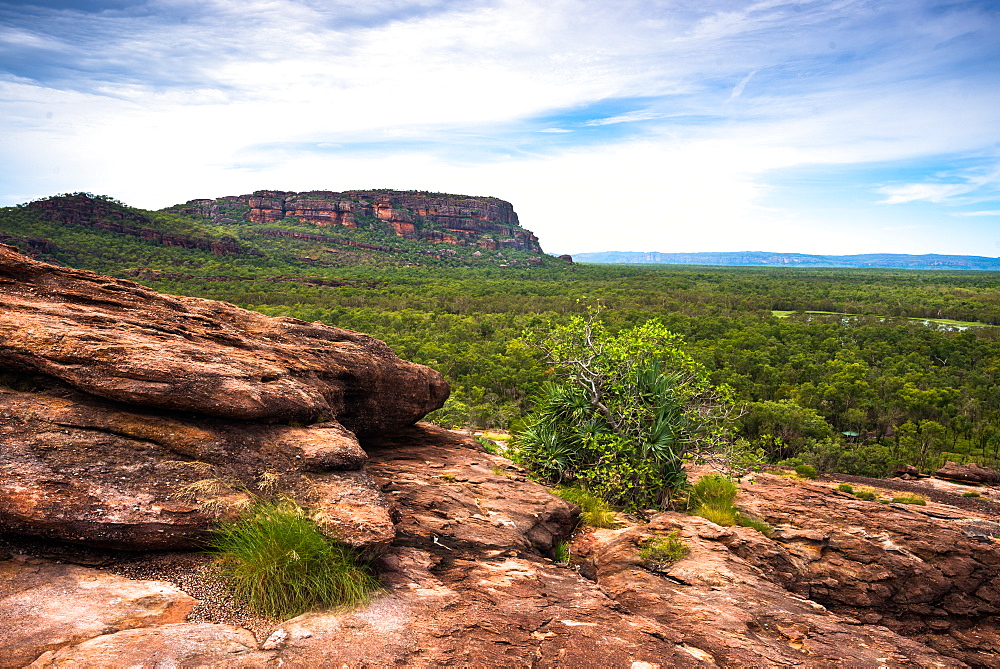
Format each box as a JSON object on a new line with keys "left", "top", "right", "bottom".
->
{"left": 4, "top": 194, "right": 1000, "bottom": 479}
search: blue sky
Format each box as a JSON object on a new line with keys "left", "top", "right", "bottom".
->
{"left": 1, "top": 0, "right": 998, "bottom": 256}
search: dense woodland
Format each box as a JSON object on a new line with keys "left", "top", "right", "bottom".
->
{"left": 4, "top": 195, "right": 1000, "bottom": 477}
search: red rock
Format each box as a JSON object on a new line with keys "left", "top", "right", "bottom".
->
{"left": 0, "top": 555, "right": 197, "bottom": 668}
{"left": 0, "top": 243, "right": 448, "bottom": 430}
{"left": 935, "top": 461, "right": 1000, "bottom": 484}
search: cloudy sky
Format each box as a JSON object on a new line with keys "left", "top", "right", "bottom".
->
{"left": 1, "top": 0, "right": 998, "bottom": 256}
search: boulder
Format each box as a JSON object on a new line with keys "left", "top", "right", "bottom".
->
{"left": 935, "top": 461, "right": 1000, "bottom": 485}
{"left": 0, "top": 244, "right": 439, "bottom": 551}
{"left": 0, "top": 243, "right": 448, "bottom": 431}
{"left": 893, "top": 464, "right": 923, "bottom": 479}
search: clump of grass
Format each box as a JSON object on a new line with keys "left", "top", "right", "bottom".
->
{"left": 211, "top": 500, "right": 379, "bottom": 619}
{"left": 553, "top": 540, "right": 571, "bottom": 564}
{"left": 795, "top": 464, "right": 818, "bottom": 480}
{"left": 963, "top": 491, "right": 981, "bottom": 498}
{"left": 638, "top": 531, "right": 689, "bottom": 565}
{"left": 837, "top": 483, "right": 854, "bottom": 493}
{"left": 736, "top": 515, "right": 774, "bottom": 537}
{"left": 553, "top": 486, "right": 617, "bottom": 528}
{"left": 892, "top": 493, "right": 927, "bottom": 505}
{"left": 688, "top": 474, "right": 772, "bottom": 535}
{"left": 854, "top": 489, "right": 878, "bottom": 501}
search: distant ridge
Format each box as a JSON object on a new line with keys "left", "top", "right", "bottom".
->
{"left": 572, "top": 251, "right": 1000, "bottom": 271}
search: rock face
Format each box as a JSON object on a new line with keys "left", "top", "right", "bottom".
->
{"left": 0, "top": 244, "right": 447, "bottom": 428}
{"left": 935, "top": 460, "right": 1000, "bottom": 484}
{"left": 169, "top": 190, "right": 543, "bottom": 252}
{"left": 6, "top": 428, "right": 998, "bottom": 667}
{"left": 0, "top": 244, "right": 446, "bottom": 550}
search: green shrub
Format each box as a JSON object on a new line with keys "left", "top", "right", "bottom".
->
{"left": 211, "top": 500, "right": 379, "bottom": 619}
{"left": 638, "top": 531, "right": 689, "bottom": 565}
{"left": 794, "top": 464, "right": 818, "bottom": 479}
{"left": 963, "top": 491, "right": 981, "bottom": 498}
{"left": 837, "top": 483, "right": 854, "bottom": 493}
{"left": 854, "top": 490, "right": 877, "bottom": 501}
{"left": 891, "top": 493, "right": 927, "bottom": 505}
{"left": 553, "top": 486, "right": 617, "bottom": 528}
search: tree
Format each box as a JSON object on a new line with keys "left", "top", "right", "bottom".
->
{"left": 512, "top": 313, "right": 738, "bottom": 509}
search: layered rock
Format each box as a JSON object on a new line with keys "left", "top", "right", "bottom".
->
{"left": 7, "top": 426, "right": 995, "bottom": 666}
{"left": 0, "top": 243, "right": 448, "bottom": 429}
{"left": 170, "top": 190, "right": 543, "bottom": 252}
{"left": 25, "top": 193, "right": 241, "bottom": 255}
{"left": 0, "top": 244, "right": 446, "bottom": 550}
{"left": 935, "top": 460, "right": 1000, "bottom": 484}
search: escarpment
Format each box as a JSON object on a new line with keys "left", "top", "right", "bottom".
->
{"left": 168, "top": 189, "right": 543, "bottom": 252}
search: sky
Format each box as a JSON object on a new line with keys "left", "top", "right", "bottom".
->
{"left": 1, "top": 0, "right": 999, "bottom": 256}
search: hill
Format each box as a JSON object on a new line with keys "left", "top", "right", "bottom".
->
{"left": 0, "top": 190, "right": 560, "bottom": 275}
{"left": 573, "top": 250, "right": 1000, "bottom": 270}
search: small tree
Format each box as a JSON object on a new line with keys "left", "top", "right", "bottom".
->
{"left": 513, "top": 313, "right": 737, "bottom": 509}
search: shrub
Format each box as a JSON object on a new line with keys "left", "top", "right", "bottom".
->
{"left": 794, "top": 464, "right": 818, "bottom": 479}
{"left": 553, "top": 486, "right": 617, "bottom": 528}
{"left": 513, "top": 315, "right": 736, "bottom": 510}
{"left": 638, "top": 531, "right": 689, "bottom": 565}
{"left": 211, "top": 500, "right": 379, "bottom": 619}
{"left": 837, "top": 483, "right": 854, "bottom": 493}
{"left": 891, "top": 493, "right": 927, "bottom": 505}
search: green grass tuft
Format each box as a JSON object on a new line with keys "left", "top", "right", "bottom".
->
{"left": 891, "top": 493, "right": 927, "bottom": 505}
{"left": 553, "top": 540, "right": 571, "bottom": 564}
{"left": 963, "top": 491, "right": 981, "bottom": 498}
{"left": 211, "top": 500, "right": 379, "bottom": 619}
{"left": 553, "top": 486, "right": 618, "bottom": 528}
{"left": 837, "top": 483, "right": 854, "bottom": 493}
{"left": 638, "top": 531, "right": 689, "bottom": 565}
{"left": 854, "top": 489, "right": 878, "bottom": 501}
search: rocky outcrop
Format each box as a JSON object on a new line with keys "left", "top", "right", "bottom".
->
{"left": 169, "top": 190, "right": 543, "bottom": 252}
{"left": 0, "top": 244, "right": 445, "bottom": 551}
{"left": 25, "top": 194, "right": 241, "bottom": 255}
{"left": 732, "top": 473, "right": 1000, "bottom": 666}
{"left": 6, "top": 429, "right": 997, "bottom": 666}
{"left": 935, "top": 460, "right": 1000, "bottom": 484}
{"left": 0, "top": 243, "right": 447, "bottom": 428}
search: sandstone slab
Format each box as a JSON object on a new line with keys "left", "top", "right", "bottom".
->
{"left": 0, "top": 554, "right": 197, "bottom": 668}
{"left": 27, "top": 623, "right": 259, "bottom": 668}
{"left": 0, "top": 243, "right": 447, "bottom": 431}
{"left": 0, "top": 383, "right": 392, "bottom": 550}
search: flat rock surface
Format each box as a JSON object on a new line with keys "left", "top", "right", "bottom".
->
{"left": 0, "top": 554, "right": 197, "bottom": 668}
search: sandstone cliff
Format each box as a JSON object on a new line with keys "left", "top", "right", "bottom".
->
{"left": 168, "top": 190, "right": 543, "bottom": 252}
